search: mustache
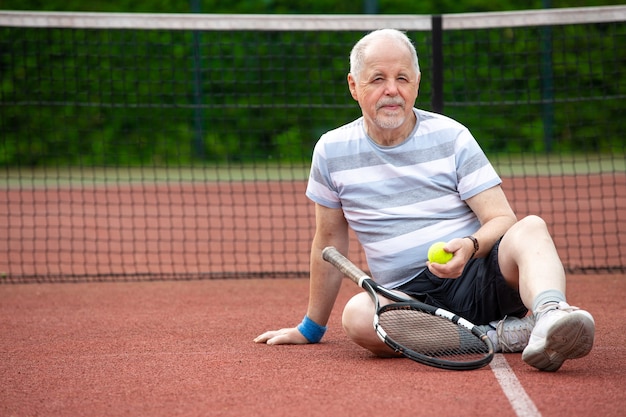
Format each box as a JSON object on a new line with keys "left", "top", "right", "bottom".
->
{"left": 376, "top": 98, "right": 405, "bottom": 109}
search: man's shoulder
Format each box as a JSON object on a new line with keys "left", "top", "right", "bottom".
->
{"left": 415, "top": 108, "right": 466, "bottom": 129}
{"left": 321, "top": 117, "right": 364, "bottom": 141}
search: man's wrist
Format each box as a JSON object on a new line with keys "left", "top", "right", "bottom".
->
{"left": 297, "top": 315, "right": 327, "bottom": 343}
{"left": 463, "top": 235, "right": 479, "bottom": 259}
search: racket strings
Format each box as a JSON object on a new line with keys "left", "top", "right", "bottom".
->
{"left": 377, "top": 305, "right": 489, "bottom": 360}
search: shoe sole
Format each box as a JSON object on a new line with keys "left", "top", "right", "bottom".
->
{"left": 522, "top": 311, "right": 595, "bottom": 372}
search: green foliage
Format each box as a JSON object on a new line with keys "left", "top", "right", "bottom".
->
{"left": 1, "top": 1, "right": 625, "bottom": 166}
{"left": 436, "top": 20, "right": 626, "bottom": 154}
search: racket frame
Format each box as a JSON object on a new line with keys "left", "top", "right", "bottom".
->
{"left": 322, "top": 246, "right": 494, "bottom": 370}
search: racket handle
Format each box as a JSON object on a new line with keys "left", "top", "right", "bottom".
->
{"left": 321, "top": 246, "right": 370, "bottom": 286}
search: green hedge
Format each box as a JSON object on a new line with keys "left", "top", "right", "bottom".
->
{"left": 1, "top": 1, "right": 624, "bottom": 166}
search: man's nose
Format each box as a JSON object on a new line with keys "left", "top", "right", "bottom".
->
{"left": 384, "top": 80, "right": 399, "bottom": 95}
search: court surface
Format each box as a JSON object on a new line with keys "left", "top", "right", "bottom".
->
{"left": 1, "top": 273, "right": 624, "bottom": 417}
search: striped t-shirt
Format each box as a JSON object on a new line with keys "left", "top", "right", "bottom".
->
{"left": 306, "top": 108, "right": 502, "bottom": 288}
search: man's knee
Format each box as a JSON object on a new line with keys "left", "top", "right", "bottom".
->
{"left": 342, "top": 292, "right": 375, "bottom": 340}
{"left": 517, "top": 215, "right": 548, "bottom": 231}
{"left": 342, "top": 293, "right": 398, "bottom": 357}
{"left": 506, "top": 215, "right": 551, "bottom": 241}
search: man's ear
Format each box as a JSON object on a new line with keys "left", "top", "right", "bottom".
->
{"left": 415, "top": 72, "right": 421, "bottom": 96}
{"left": 347, "top": 73, "right": 358, "bottom": 101}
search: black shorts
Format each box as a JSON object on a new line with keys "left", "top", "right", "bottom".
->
{"left": 396, "top": 239, "right": 528, "bottom": 325}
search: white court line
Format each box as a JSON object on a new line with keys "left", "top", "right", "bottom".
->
{"left": 490, "top": 354, "right": 542, "bottom": 417}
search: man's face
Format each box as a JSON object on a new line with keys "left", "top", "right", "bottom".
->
{"left": 348, "top": 37, "right": 420, "bottom": 140}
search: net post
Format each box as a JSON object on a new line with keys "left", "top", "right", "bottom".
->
{"left": 430, "top": 15, "right": 444, "bottom": 113}
{"left": 541, "top": 0, "right": 555, "bottom": 153}
{"left": 191, "top": 0, "right": 205, "bottom": 160}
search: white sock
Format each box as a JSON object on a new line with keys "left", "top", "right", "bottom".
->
{"left": 532, "top": 289, "right": 566, "bottom": 316}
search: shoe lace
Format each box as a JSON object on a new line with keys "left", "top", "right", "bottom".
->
{"left": 535, "top": 301, "right": 580, "bottom": 316}
{"left": 495, "top": 316, "right": 536, "bottom": 353}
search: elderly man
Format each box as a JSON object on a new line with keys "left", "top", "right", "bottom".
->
{"left": 255, "top": 29, "right": 594, "bottom": 372}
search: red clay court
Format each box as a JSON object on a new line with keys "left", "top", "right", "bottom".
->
{"left": 1, "top": 174, "right": 625, "bottom": 417}
{"left": 1, "top": 274, "right": 624, "bottom": 416}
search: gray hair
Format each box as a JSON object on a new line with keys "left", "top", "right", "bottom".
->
{"left": 349, "top": 29, "right": 420, "bottom": 82}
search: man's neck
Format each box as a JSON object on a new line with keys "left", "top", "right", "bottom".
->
{"left": 365, "top": 111, "right": 417, "bottom": 147}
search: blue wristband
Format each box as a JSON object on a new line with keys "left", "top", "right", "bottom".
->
{"left": 297, "top": 315, "right": 327, "bottom": 343}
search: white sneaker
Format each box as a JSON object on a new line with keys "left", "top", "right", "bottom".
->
{"left": 480, "top": 316, "right": 535, "bottom": 353}
{"left": 522, "top": 301, "right": 595, "bottom": 372}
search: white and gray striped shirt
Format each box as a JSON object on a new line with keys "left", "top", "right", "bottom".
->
{"left": 306, "top": 108, "right": 502, "bottom": 288}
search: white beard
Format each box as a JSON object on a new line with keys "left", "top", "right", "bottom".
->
{"left": 374, "top": 112, "right": 405, "bottom": 129}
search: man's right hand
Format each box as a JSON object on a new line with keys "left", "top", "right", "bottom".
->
{"left": 253, "top": 327, "right": 309, "bottom": 345}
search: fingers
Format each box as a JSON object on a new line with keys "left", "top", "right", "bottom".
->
{"left": 253, "top": 329, "right": 284, "bottom": 344}
{"left": 253, "top": 328, "right": 309, "bottom": 345}
{"left": 427, "top": 238, "right": 472, "bottom": 278}
{"left": 427, "top": 257, "right": 464, "bottom": 278}
{"left": 253, "top": 331, "right": 274, "bottom": 344}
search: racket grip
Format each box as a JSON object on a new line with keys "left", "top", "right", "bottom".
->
{"left": 321, "top": 246, "right": 370, "bottom": 285}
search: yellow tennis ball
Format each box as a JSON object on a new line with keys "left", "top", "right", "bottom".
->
{"left": 428, "top": 242, "right": 453, "bottom": 264}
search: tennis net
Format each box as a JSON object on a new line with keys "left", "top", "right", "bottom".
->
{"left": 1, "top": 7, "right": 625, "bottom": 282}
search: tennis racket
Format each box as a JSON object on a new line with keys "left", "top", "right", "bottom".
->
{"left": 322, "top": 246, "right": 494, "bottom": 371}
